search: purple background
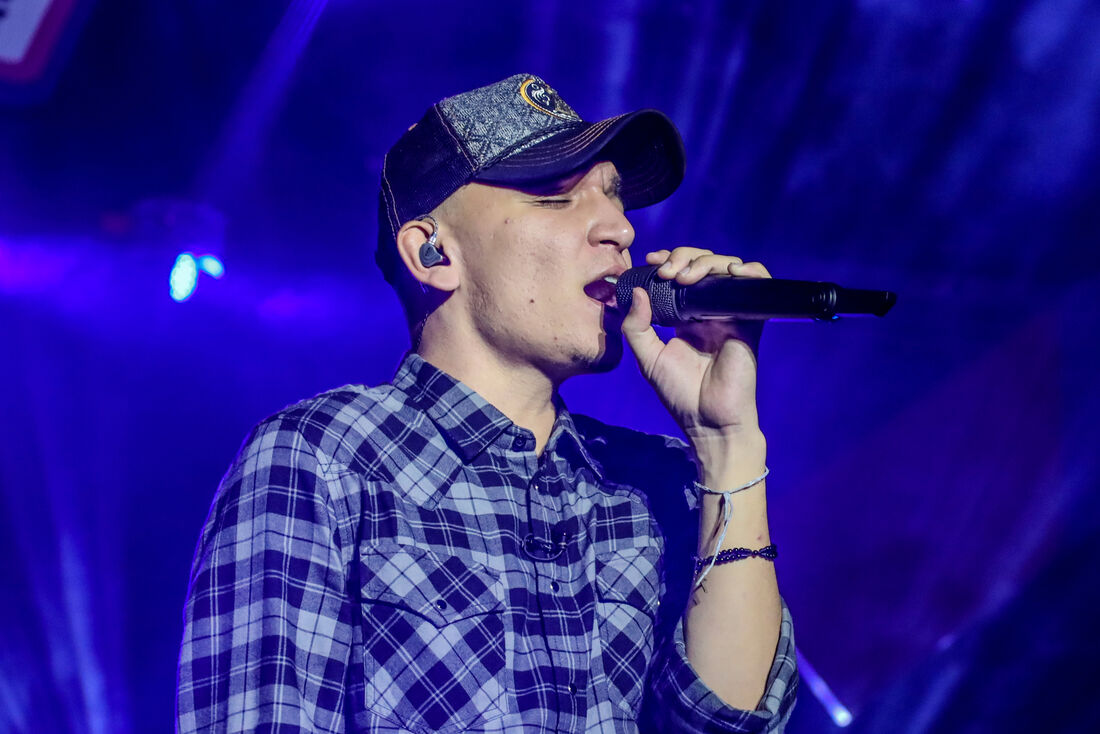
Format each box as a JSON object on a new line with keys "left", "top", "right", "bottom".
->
{"left": 1, "top": 1, "right": 1098, "bottom": 732}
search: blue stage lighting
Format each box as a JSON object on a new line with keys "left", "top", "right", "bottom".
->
{"left": 198, "top": 254, "right": 224, "bottom": 278}
{"left": 796, "top": 650, "right": 854, "bottom": 727}
{"left": 169, "top": 252, "right": 198, "bottom": 302}
{"left": 831, "top": 706, "right": 853, "bottom": 727}
{"left": 169, "top": 252, "right": 224, "bottom": 302}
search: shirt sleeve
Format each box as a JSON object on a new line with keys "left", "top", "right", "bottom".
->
{"left": 645, "top": 599, "right": 798, "bottom": 733}
{"left": 176, "top": 418, "right": 353, "bottom": 734}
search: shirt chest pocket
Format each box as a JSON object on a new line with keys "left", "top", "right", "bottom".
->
{"left": 358, "top": 542, "right": 508, "bottom": 734}
{"left": 595, "top": 544, "right": 661, "bottom": 718}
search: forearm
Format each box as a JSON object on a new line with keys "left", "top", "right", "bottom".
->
{"left": 683, "top": 430, "right": 782, "bottom": 711}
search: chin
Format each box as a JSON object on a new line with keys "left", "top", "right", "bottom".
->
{"left": 550, "top": 308, "right": 626, "bottom": 379}
{"left": 567, "top": 326, "right": 624, "bottom": 376}
{"left": 588, "top": 332, "right": 625, "bottom": 373}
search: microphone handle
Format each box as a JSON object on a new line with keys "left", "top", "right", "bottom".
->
{"left": 614, "top": 265, "right": 896, "bottom": 325}
{"left": 679, "top": 275, "right": 840, "bottom": 321}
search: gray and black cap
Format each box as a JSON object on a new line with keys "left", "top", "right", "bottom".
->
{"left": 377, "top": 73, "right": 685, "bottom": 277}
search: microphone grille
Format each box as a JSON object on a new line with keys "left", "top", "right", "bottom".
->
{"left": 614, "top": 265, "right": 680, "bottom": 325}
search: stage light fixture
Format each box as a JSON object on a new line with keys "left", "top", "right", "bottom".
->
{"left": 198, "top": 254, "right": 224, "bottom": 278}
{"left": 169, "top": 252, "right": 225, "bottom": 302}
{"left": 169, "top": 253, "right": 198, "bottom": 302}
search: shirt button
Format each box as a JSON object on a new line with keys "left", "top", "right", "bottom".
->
{"left": 567, "top": 682, "right": 578, "bottom": 695}
{"left": 549, "top": 581, "right": 559, "bottom": 592}
{"left": 435, "top": 599, "right": 447, "bottom": 610}
{"left": 512, "top": 435, "right": 528, "bottom": 451}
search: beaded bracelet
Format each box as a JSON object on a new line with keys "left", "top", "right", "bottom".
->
{"left": 694, "top": 544, "right": 778, "bottom": 574}
{"left": 693, "top": 468, "right": 770, "bottom": 588}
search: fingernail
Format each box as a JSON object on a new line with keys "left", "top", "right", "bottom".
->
{"left": 678, "top": 265, "right": 691, "bottom": 276}
{"left": 659, "top": 261, "right": 675, "bottom": 274}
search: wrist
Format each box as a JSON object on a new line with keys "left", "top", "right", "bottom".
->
{"left": 689, "top": 429, "right": 767, "bottom": 486}
{"left": 691, "top": 468, "right": 773, "bottom": 585}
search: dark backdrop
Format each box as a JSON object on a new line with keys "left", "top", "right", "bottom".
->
{"left": 2, "top": 1, "right": 1098, "bottom": 732}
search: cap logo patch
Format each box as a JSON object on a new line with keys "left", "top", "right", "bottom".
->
{"left": 519, "top": 78, "right": 580, "bottom": 121}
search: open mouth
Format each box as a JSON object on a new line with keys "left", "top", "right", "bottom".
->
{"left": 583, "top": 277, "right": 618, "bottom": 311}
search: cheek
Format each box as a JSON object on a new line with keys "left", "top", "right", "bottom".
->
{"left": 502, "top": 243, "right": 568, "bottom": 306}
{"left": 524, "top": 261, "right": 575, "bottom": 312}
{"left": 473, "top": 257, "right": 555, "bottom": 320}
{"left": 474, "top": 220, "right": 581, "bottom": 319}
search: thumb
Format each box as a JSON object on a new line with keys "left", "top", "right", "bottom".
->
{"left": 621, "top": 287, "right": 665, "bottom": 375}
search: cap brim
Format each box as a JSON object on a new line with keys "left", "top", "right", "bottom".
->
{"left": 474, "top": 109, "right": 685, "bottom": 210}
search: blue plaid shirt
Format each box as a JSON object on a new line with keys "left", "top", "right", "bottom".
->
{"left": 177, "top": 353, "right": 797, "bottom": 733}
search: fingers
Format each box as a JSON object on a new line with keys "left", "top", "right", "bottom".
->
{"left": 621, "top": 286, "right": 651, "bottom": 333}
{"left": 620, "top": 287, "right": 666, "bottom": 375}
{"left": 645, "top": 247, "right": 770, "bottom": 285}
{"left": 676, "top": 316, "right": 764, "bottom": 357}
{"left": 729, "top": 261, "right": 771, "bottom": 279}
{"left": 645, "top": 247, "right": 721, "bottom": 281}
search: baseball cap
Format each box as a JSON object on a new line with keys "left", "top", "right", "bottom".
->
{"left": 376, "top": 73, "right": 685, "bottom": 274}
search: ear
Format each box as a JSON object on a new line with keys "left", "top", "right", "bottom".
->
{"left": 395, "top": 217, "right": 460, "bottom": 293}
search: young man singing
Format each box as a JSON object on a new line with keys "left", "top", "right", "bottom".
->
{"left": 177, "top": 74, "right": 798, "bottom": 733}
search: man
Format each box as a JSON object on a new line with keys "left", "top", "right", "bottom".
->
{"left": 178, "top": 74, "right": 798, "bottom": 733}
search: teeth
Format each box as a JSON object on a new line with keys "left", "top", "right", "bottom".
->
{"left": 603, "top": 275, "right": 618, "bottom": 285}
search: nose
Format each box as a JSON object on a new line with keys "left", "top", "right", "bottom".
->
{"left": 589, "top": 191, "right": 635, "bottom": 253}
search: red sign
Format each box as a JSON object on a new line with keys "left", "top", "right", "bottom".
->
{"left": 0, "top": 0, "right": 90, "bottom": 101}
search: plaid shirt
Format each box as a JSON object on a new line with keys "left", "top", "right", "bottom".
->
{"left": 177, "top": 353, "right": 797, "bottom": 733}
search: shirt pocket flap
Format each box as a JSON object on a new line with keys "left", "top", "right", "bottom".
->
{"left": 595, "top": 544, "right": 661, "bottom": 617}
{"left": 360, "top": 542, "right": 504, "bottom": 626}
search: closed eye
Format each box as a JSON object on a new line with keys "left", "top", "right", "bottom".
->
{"left": 605, "top": 175, "right": 623, "bottom": 203}
{"left": 533, "top": 198, "right": 570, "bottom": 208}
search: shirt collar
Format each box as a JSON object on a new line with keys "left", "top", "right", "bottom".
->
{"left": 545, "top": 396, "right": 605, "bottom": 481}
{"left": 391, "top": 352, "right": 603, "bottom": 479}
{"left": 392, "top": 352, "right": 513, "bottom": 463}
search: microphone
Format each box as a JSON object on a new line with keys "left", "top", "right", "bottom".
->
{"left": 521, "top": 530, "right": 568, "bottom": 562}
{"left": 608, "top": 265, "right": 896, "bottom": 325}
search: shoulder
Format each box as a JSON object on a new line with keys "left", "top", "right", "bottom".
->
{"left": 205, "top": 383, "right": 419, "bottom": 551}
{"left": 237, "top": 382, "right": 419, "bottom": 482}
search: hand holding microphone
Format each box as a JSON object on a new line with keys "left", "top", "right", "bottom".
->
{"left": 618, "top": 247, "right": 895, "bottom": 468}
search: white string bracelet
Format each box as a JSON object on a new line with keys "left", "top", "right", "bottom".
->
{"left": 692, "top": 467, "right": 770, "bottom": 589}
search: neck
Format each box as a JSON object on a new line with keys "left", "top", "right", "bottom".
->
{"left": 417, "top": 321, "right": 559, "bottom": 454}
